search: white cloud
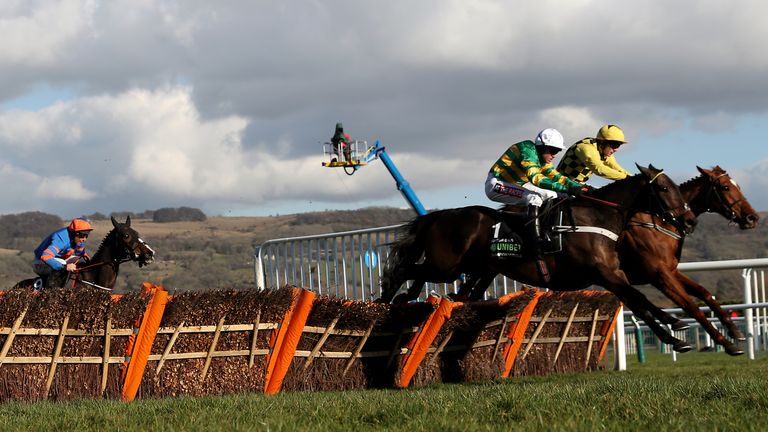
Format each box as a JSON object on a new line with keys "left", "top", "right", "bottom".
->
{"left": 0, "top": 0, "right": 96, "bottom": 66}
{"left": 0, "top": 162, "right": 95, "bottom": 212}
{"left": 735, "top": 160, "right": 768, "bottom": 212}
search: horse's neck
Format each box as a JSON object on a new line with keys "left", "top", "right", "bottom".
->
{"left": 578, "top": 177, "right": 669, "bottom": 232}
{"left": 592, "top": 178, "right": 647, "bottom": 216}
{"left": 82, "top": 231, "right": 122, "bottom": 287}
{"left": 680, "top": 175, "right": 709, "bottom": 217}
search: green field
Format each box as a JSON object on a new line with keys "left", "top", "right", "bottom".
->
{"left": 0, "top": 351, "right": 765, "bottom": 432}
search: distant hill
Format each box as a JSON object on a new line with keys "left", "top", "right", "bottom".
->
{"left": 0, "top": 207, "right": 764, "bottom": 304}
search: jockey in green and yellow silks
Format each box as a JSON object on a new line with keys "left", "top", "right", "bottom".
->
{"left": 485, "top": 128, "right": 582, "bottom": 208}
{"left": 485, "top": 128, "right": 584, "bottom": 283}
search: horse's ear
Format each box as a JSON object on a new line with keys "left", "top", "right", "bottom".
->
{"left": 125, "top": 215, "right": 131, "bottom": 227}
{"left": 111, "top": 216, "right": 119, "bottom": 229}
{"left": 648, "top": 163, "right": 658, "bottom": 172}
{"left": 696, "top": 166, "right": 709, "bottom": 176}
{"left": 636, "top": 163, "right": 650, "bottom": 177}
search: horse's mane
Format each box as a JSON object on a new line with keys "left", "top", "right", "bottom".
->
{"left": 592, "top": 172, "right": 643, "bottom": 195}
{"left": 678, "top": 166, "right": 726, "bottom": 190}
{"left": 91, "top": 227, "right": 117, "bottom": 258}
{"left": 677, "top": 174, "right": 703, "bottom": 190}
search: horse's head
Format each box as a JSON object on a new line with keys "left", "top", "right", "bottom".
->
{"left": 637, "top": 164, "right": 698, "bottom": 234}
{"left": 111, "top": 216, "right": 155, "bottom": 267}
{"left": 697, "top": 166, "right": 759, "bottom": 229}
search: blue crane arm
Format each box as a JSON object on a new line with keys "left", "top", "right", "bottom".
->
{"left": 364, "top": 140, "right": 427, "bottom": 216}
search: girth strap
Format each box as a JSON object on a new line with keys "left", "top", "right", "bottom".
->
{"left": 551, "top": 225, "right": 619, "bottom": 242}
{"left": 627, "top": 221, "right": 683, "bottom": 240}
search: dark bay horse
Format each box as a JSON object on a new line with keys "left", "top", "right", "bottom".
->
{"left": 15, "top": 216, "right": 155, "bottom": 291}
{"left": 619, "top": 166, "right": 759, "bottom": 355}
{"left": 380, "top": 164, "right": 698, "bottom": 352}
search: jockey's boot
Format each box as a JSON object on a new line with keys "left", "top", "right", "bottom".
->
{"left": 34, "top": 276, "right": 46, "bottom": 290}
{"left": 527, "top": 206, "right": 551, "bottom": 283}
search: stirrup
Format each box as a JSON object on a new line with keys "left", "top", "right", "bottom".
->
{"left": 536, "top": 258, "right": 551, "bottom": 283}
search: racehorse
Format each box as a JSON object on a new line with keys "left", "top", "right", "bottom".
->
{"left": 380, "top": 164, "right": 699, "bottom": 352}
{"left": 618, "top": 166, "right": 759, "bottom": 355}
{"left": 14, "top": 216, "right": 155, "bottom": 291}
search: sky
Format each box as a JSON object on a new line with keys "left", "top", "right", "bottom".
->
{"left": 0, "top": 0, "right": 767, "bottom": 219}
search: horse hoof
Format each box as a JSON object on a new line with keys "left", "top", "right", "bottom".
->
{"left": 673, "top": 341, "right": 693, "bottom": 353}
{"left": 671, "top": 320, "right": 690, "bottom": 331}
{"left": 729, "top": 330, "right": 746, "bottom": 341}
{"left": 724, "top": 343, "right": 745, "bottom": 356}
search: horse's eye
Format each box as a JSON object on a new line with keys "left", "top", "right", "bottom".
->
{"left": 721, "top": 185, "right": 730, "bottom": 191}
{"left": 661, "top": 187, "right": 669, "bottom": 192}
{"left": 123, "top": 233, "right": 130, "bottom": 239}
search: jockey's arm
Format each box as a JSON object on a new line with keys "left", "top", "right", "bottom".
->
{"left": 524, "top": 162, "right": 569, "bottom": 192}
{"left": 603, "top": 155, "right": 631, "bottom": 177}
{"left": 575, "top": 144, "right": 630, "bottom": 180}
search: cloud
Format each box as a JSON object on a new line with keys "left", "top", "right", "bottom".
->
{"left": 1, "top": 1, "right": 768, "bottom": 215}
{"left": 0, "top": 162, "right": 95, "bottom": 213}
{"left": 0, "top": 0, "right": 96, "bottom": 67}
{"left": 735, "top": 159, "right": 768, "bottom": 212}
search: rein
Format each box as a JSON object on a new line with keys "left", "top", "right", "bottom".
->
{"left": 628, "top": 171, "right": 739, "bottom": 240}
{"left": 581, "top": 195, "right": 621, "bottom": 208}
{"left": 68, "top": 230, "right": 144, "bottom": 290}
{"left": 559, "top": 170, "right": 689, "bottom": 240}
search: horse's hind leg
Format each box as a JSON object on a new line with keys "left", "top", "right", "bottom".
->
{"left": 643, "top": 298, "right": 690, "bottom": 332}
{"left": 379, "top": 263, "right": 415, "bottom": 303}
{"left": 392, "top": 278, "right": 426, "bottom": 303}
{"left": 450, "top": 274, "right": 480, "bottom": 301}
{"left": 467, "top": 275, "right": 496, "bottom": 301}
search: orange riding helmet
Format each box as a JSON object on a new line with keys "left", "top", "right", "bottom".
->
{"left": 68, "top": 218, "right": 93, "bottom": 233}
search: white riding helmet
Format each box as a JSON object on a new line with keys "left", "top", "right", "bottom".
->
{"left": 534, "top": 128, "right": 565, "bottom": 151}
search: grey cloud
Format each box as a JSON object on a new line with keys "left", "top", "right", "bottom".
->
{"left": 1, "top": 1, "right": 768, "bottom": 215}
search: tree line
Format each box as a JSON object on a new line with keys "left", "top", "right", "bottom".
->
{"left": 0, "top": 207, "right": 207, "bottom": 247}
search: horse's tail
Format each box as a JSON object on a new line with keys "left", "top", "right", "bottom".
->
{"left": 381, "top": 211, "right": 443, "bottom": 292}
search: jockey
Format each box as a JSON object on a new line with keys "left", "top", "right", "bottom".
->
{"left": 556, "top": 124, "right": 632, "bottom": 184}
{"left": 32, "top": 217, "right": 93, "bottom": 287}
{"left": 485, "top": 128, "right": 584, "bottom": 281}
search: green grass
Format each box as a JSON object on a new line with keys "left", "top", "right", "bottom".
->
{"left": 1, "top": 352, "right": 766, "bottom": 432}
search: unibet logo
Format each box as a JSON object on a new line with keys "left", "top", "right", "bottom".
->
{"left": 491, "top": 241, "right": 522, "bottom": 253}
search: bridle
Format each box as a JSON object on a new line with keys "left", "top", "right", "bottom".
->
{"left": 704, "top": 172, "right": 745, "bottom": 223}
{"left": 69, "top": 228, "right": 155, "bottom": 290}
{"left": 645, "top": 170, "right": 691, "bottom": 227}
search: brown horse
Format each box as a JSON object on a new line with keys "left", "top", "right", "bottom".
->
{"left": 619, "top": 166, "right": 759, "bottom": 355}
{"left": 15, "top": 216, "right": 155, "bottom": 291}
{"left": 380, "top": 164, "right": 699, "bottom": 352}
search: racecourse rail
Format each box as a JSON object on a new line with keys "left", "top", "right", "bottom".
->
{"left": 254, "top": 225, "right": 768, "bottom": 365}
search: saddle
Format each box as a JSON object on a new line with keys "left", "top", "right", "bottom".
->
{"left": 490, "top": 202, "right": 569, "bottom": 259}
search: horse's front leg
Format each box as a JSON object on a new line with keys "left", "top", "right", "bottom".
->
{"left": 678, "top": 271, "right": 744, "bottom": 341}
{"left": 667, "top": 271, "right": 745, "bottom": 355}
{"left": 598, "top": 268, "right": 693, "bottom": 353}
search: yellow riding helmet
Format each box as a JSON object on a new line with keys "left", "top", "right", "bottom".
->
{"left": 596, "top": 124, "right": 627, "bottom": 143}
{"left": 68, "top": 218, "right": 93, "bottom": 232}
